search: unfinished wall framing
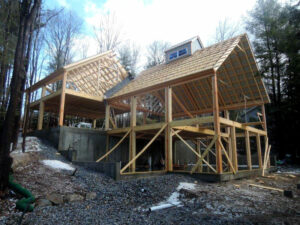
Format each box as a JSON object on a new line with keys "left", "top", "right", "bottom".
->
{"left": 96, "top": 34, "right": 271, "bottom": 178}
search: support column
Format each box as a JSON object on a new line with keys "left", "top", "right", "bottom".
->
{"left": 212, "top": 72, "right": 222, "bottom": 173}
{"left": 105, "top": 104, "right": 110, "bottom": 130}
{"left": 224, "top": 110, "right": 232, "bottom": 172}
{"left": 261, "top": 104, "right": 270, "bottom": 167}
{"left": 37, "top": 86, "right": 46, "bottom": 130}
{"left": 93, "top": 119, "right": 96, "bottom": 128}
{"left": 196, "top": 139, "right": 202, "bottom": 172}
{"left": 165, "top": 87, "right": 172, "bottom": 171}
{"left": 231, "top": 126, "right": 238, "bottom": 171}
{"left": 59, "top": 73, "right": 67, "bottom": 126}
{"left": 245, "top": 130, "right": 252, "bottom": 170}
{"left": 129, "top": 96, "right": 137, "bottom": 172}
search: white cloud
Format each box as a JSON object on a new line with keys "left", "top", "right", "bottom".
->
{"left": 56, "top": 0, "right": 70, "bottom": 8}
{"left": 85, "top": 0, "right": 256, "bottom": 46}
{"left": 82, "top": 0, "right": 256, "bottom": 67}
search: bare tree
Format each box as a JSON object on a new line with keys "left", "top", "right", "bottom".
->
{"left": 93, "top": 12, "right": 122, "bottom": 53}
{"left": 78, "top": 41, "right": 90, "bottom": 59}
{"left": 145, "top": 40, "right": 170, "bottom": 69}
{"left": 0, "top": 0, "right": 41, "bottom": 193}
{"left": 45, "top": 10, "right": 82, "bottom": 72}
{"left": 214, "top": 18, "right": 240, "bottom": 43}
{"left": 118, "top": 42, "right": 140, "bottom": 76}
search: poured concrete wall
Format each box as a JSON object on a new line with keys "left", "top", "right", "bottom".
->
{"left": 58, "top": 126, "right": 107, "bottom": 162}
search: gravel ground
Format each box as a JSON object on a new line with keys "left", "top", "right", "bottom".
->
{"left": 1, "top": 138, "right": 300, "bottom": 225}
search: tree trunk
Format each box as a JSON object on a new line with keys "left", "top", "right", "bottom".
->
{"left": 0, "top": 0, "right": 41, "bottom": 193}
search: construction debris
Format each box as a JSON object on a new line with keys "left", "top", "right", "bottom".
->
{"left": 249, "top": 183, "right": 294, "bottom": 198}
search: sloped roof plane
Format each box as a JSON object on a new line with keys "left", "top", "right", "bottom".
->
{"left": 108, "top": 34, "right": 270, "bottom": 115}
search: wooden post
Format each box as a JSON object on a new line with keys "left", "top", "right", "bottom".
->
{"left": 165, "top": 87, "right": 172, "bottom": 171}
{"left": 37, "top": 101, "right": 44, "bottom": 130}
{"left": 196, "top": 139, "right": 202, "bottom": 172}
{"left": 245, "top": 130, "right": 252, "bottom": 170}
{"left": 105, "top": 104, "right": 110, "bottom": 130}
{"left": 93, "top": 119, "right": 96, "bottom": 128}
{"left": 129, "top": 96, "right": 137, "bottom": 172}
{"left": 231, "top": 126, "right": 238, "bottom": 171}
{"left": 212, "top": 72, "right": 222, "bottom": 173}
{"left": 224, "top": 110, "right": 232, "bottom": 172}
{"left": 37, "top": 86, "right": 46, "bottom": 130}
{"left": 256, "top": 134, "right": 263, "bottom": 169}
{"left": 59, "top": 73, "right": 67, "bottom": 126}
{"left": 261, "top": 105, "right": 270, "bottom": 168}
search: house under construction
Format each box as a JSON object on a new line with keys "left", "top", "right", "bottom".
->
{"left": 25, "top": 34, "right": 272, "bottom": 181}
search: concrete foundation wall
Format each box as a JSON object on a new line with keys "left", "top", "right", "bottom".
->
{"left": 74, "top": 161, "right": 121, "bottom": 180}
{"left": 58, "top": 126, "right": 107, "bottom": 162}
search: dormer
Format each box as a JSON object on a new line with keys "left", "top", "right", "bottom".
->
{"left": 165, "top": 36, "right": 204, "bottom": 63}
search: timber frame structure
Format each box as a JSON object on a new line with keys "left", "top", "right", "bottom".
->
{"left": 24, "top": 51, "right": 128, "bottom": 130}
{"left": 97, "top": 34, "right": 272, "bottom": 177}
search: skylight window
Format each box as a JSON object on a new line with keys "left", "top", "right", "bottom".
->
{"left": 169, "top": 52, "right": 178, "bottom": 60}
{"left": 178, "top": 48, "right": 187, "bottom": 56}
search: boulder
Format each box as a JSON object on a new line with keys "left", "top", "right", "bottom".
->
{"left": 46, "top": 193, "right": 64, "bottom": 205}
{"left": 36, "top": 198, "right": 52, "bottom": 207}
{"left": 86, "top": 192, "right": 97, "bottom": 200}
{"left": 65, "top": 193, "right": 84, "bottom": 202}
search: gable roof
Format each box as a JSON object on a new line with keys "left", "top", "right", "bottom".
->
{"left": 108, "top": 34, "right": 270, "bottom": 114}
{"left": 28, "top": 51, "right": 128, "bottom": 97}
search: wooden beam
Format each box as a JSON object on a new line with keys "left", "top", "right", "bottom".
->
{"left": 231, "top": 126, "right": 238, "bottom": 171}
{"left": 107, "top": 127, "right": 130, "bottom": 134}
{"left": 172, "top": 100, "right": 266, "bottom": 118}
{"left": 120, "top": 124, "right": 167, "bottom": 174}
{"left": 26, "top": 68, "right": 64, "bottom": 92}
{"left": 105, "top": 104, "right": 110, "bottom": 130}
{"left": 165, "top": 87, "right": 173, "bottom": 171}
{"left": 212, "top": 72, "right": 222, "bottom": 173}
{"left": 172, "top": 91, "right": 193, "bottom": 118}
{"left": 129, "top": 96, "right": 137, "bottom": 172}
{"left": 96, "top": 129, "right": 131, "bottom": 162}
{"left": 37, "top": 101, "right": 44, "bottom": 130}
{"left": 109, "top": 116, "right": 117, "bottom": 129}
{"left": 173, "top": 126, "right": 229, "bottom": 137}
{"left": 174, "top": 131, "right": 216, "bottom": 173}
{"left": 218, "top": 139, "right": 236, "bottom": 174}
{"left": 109, "top": 102, "right": 163, "bottom": 116}
{"left": 219, "top": 117, "right": 267, "bottom": 136}
{"left": 224, "top": 110, "right": 232, "bottom": 172}
{"left": 37, "top": 86, "right": 46, "bottom": 130}
{"left": 59, "top": 73, "right": 67, "bottom": 126}
{"left": 196, "top": 140, "right": 202, "bottom": 172}
{"left": 107, "top": 69, "right": 214, "bottom": 102}
{"left": 29, "top": 90, "right": 62, "bottom": 108}
{"left": 245, "top": 130, "right": 252, "bottom": 170}
{"left": 170, "top": 116, "right": 214, "bottom": 127}
{"left": 65, "top": 88, "right": 103, "bottom": 101}
{"left": 190, "top": 135, "right": 218, "bottom": 174}
{"left": 256, "top": 134, "right": 263, "bottom": 169}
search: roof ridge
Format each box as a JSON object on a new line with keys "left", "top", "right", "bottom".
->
{"left": 63, "top": 50, "right": 113, "bottom": 71}
{"left": 212, "top": 34, "right": 244, "bottom": 71}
